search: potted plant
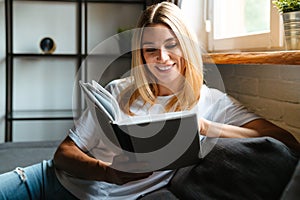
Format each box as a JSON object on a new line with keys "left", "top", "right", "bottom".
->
{"left": 273, "top": 0, "right": 300, "bottom": 12}
{"left": 272, "top": 0, "right": 300, "bottom": 49}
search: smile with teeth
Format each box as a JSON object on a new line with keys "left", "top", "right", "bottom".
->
{"left": 156, "top": 64, "right": 174, "bottom": 71}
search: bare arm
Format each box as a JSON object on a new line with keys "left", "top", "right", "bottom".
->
{"left": 53, "top": 136, "right": 107, "bottom": 181}
{"left": 199, "top": 118, "right": 300, "bottom": 152}
{"left": 53, "top": 136, "right": 152, "bottom": 185}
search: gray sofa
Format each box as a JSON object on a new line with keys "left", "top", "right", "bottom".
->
{"left": 0, "top": 140, "right": 59, "bottom": 174}
{"left": 0, "top": 137, "right": 299, "bottom": 200}
{"left": 141, "top": 137, "right": 300, "bottom": 200}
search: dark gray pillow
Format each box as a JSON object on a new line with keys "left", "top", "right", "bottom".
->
{"left": 280, "top": 160, "right": 300, "bottom": 200}
{"left": 138, "top": 188, "right": 179, "bottom": 200}
{"left": 168, "top": 137, "right": 299, "bottom": 200}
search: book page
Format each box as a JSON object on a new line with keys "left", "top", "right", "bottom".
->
{"left": 91, "top": 90, "right": 116, "bottom": 121}
{"left": 79, "top": 81, "right": 116, "bottom": 122}
{"left": 91, "top": 80, "right": 121, "bottom": 120}
{"left": 117, "top": 110, "right": 196, "bottom": 126}
{"left": 80, "top": 80, "right": 198, "bottom": 128}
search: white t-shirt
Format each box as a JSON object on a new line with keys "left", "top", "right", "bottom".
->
{"left": 56, "top": 77, "right": 260, "bottom": 200}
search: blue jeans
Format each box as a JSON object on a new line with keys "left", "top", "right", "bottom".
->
{"left": 0, "top": 160, "right": 78, "bottom": 200}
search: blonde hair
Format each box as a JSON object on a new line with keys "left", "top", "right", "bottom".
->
{"left": 120, "top": 2, "right": 203, "bottom": 115}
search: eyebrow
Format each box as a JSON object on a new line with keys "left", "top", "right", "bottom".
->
{"left": 142, "top": 37, "right": 176, "bottom": 46}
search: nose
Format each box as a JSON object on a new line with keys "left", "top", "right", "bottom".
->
{"left": 157, "top": 48, "right": 169, "bottom": 62}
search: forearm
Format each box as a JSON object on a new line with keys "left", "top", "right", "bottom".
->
{"left": 54, "top": 136, "right": 153, "bottom": 185}
{"left": 199, "top": 118, "right": 300, "bottom": 152}
{"left": 53, "top": 136, "right": 108, "bottom": 181}
{"left": 200, "top": 118, "right": 260, "bottom": 138}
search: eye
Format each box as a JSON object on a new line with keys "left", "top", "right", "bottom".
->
{"left": 144, "top": 47, "right": 158, "bottom": 53}
{"left": 165, "top": 42, "right": 177, "bottom": 49}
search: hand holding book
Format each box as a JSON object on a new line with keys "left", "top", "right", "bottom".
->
{"left": 79, "top": 80, "right": 203, "bottom": 171}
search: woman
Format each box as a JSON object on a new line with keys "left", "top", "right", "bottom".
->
{"left": 0, "top": 2, "right": 299, "bottom": 200}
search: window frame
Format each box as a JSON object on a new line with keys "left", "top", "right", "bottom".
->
{"left": 207, "top": 0, "right": 284, "bottom": 52}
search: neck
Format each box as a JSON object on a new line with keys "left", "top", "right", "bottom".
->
{"left": 158, "top": 86, "right": 173, "bottom": 96}
{"left": 157, "top": 79, "right": 183, "bottom": 96}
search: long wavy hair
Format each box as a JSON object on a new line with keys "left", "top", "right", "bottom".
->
{"left": 119, "top": 2, "right": 203, "bottom": 115}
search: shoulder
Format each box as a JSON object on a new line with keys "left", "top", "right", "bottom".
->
{"left": 200, "top": 85, "right": 227, "bottom": 102}
{"left": 200, "top": 85, "right": 246, "bottom": 110}
{"left": 199, "top": 85, "right": 260, "bottom": 125}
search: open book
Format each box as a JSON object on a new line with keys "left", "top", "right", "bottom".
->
{"left": 79, "top": 80, "right": 203, "bottom": 171}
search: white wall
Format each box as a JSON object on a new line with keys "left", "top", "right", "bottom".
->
{"left": 181, "top": 0, "right": 207, "bottom": 50}
{"left": 87, "top": 3, "right": 143, "bottom": 52}
{"left": 217, "top": 64, "right": 300, "bottom": 141}
{"left": 1, "top": 2, "right": 143, "bottom": 143}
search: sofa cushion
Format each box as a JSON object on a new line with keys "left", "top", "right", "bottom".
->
{"left": 0, "top": 140, "right": 59, "bottom": 174}
{"left": 168, "top": 137, "right": 299, "bottom": 200}
{"left": 280, "top": 159, "right": 300, "bottom": 200}
{"left": 138, "top": 188, "right": 179, "bottom": 200}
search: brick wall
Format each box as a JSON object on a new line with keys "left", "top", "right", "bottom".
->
{"left": 216, "top": 64, "right": 300, "bottom": 141}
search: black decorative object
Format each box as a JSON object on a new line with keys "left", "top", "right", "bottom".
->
{"left": 40, "top": 37, "right": 56, "bottom": 54}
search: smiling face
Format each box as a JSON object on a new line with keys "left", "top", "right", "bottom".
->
{"left": 142, "top": 23, "right": 184, "bottom": 95}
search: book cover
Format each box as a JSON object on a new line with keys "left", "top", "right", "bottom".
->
{"left": 79, "top": 80, "right": 203, "bottom": 171}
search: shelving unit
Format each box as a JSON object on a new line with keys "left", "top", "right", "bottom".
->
{"left": 4, "top": 0, "right": 146, "bottom": 142}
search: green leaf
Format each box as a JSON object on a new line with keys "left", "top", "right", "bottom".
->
{"left": 272, "top": 0, "right": 300, "bottom": 12}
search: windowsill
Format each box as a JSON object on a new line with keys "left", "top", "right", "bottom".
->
{"left": 202, "top": 50, "right": 300, "bottom": 65}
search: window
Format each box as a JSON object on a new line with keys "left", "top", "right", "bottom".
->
{"left": 207, "top": 0, "right": 284, "bottom": 52}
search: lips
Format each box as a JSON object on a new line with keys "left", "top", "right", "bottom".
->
{"left": 156, "top": 63, "right": 175, "bottom": 71}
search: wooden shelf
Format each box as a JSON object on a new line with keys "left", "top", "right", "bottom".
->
{"left": 7, "top": 110, "right": 75, "bottom": 121}
{"left": 12, "top": 0, "right": 144, "bottom": 2}
{"left": 202, "top": 50, "right": 300, "bottom": 65}
{"left": 86, "top": 0, "right": 145, "bottom": 3}
{"left": 10, "top": 53, "right": 79, "bottom": 58}
{"left": 4, "top": 0, "right": 146, "bottom": 142}
{"left": 12, "top": 0, "right": 77, "bottom": 2}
